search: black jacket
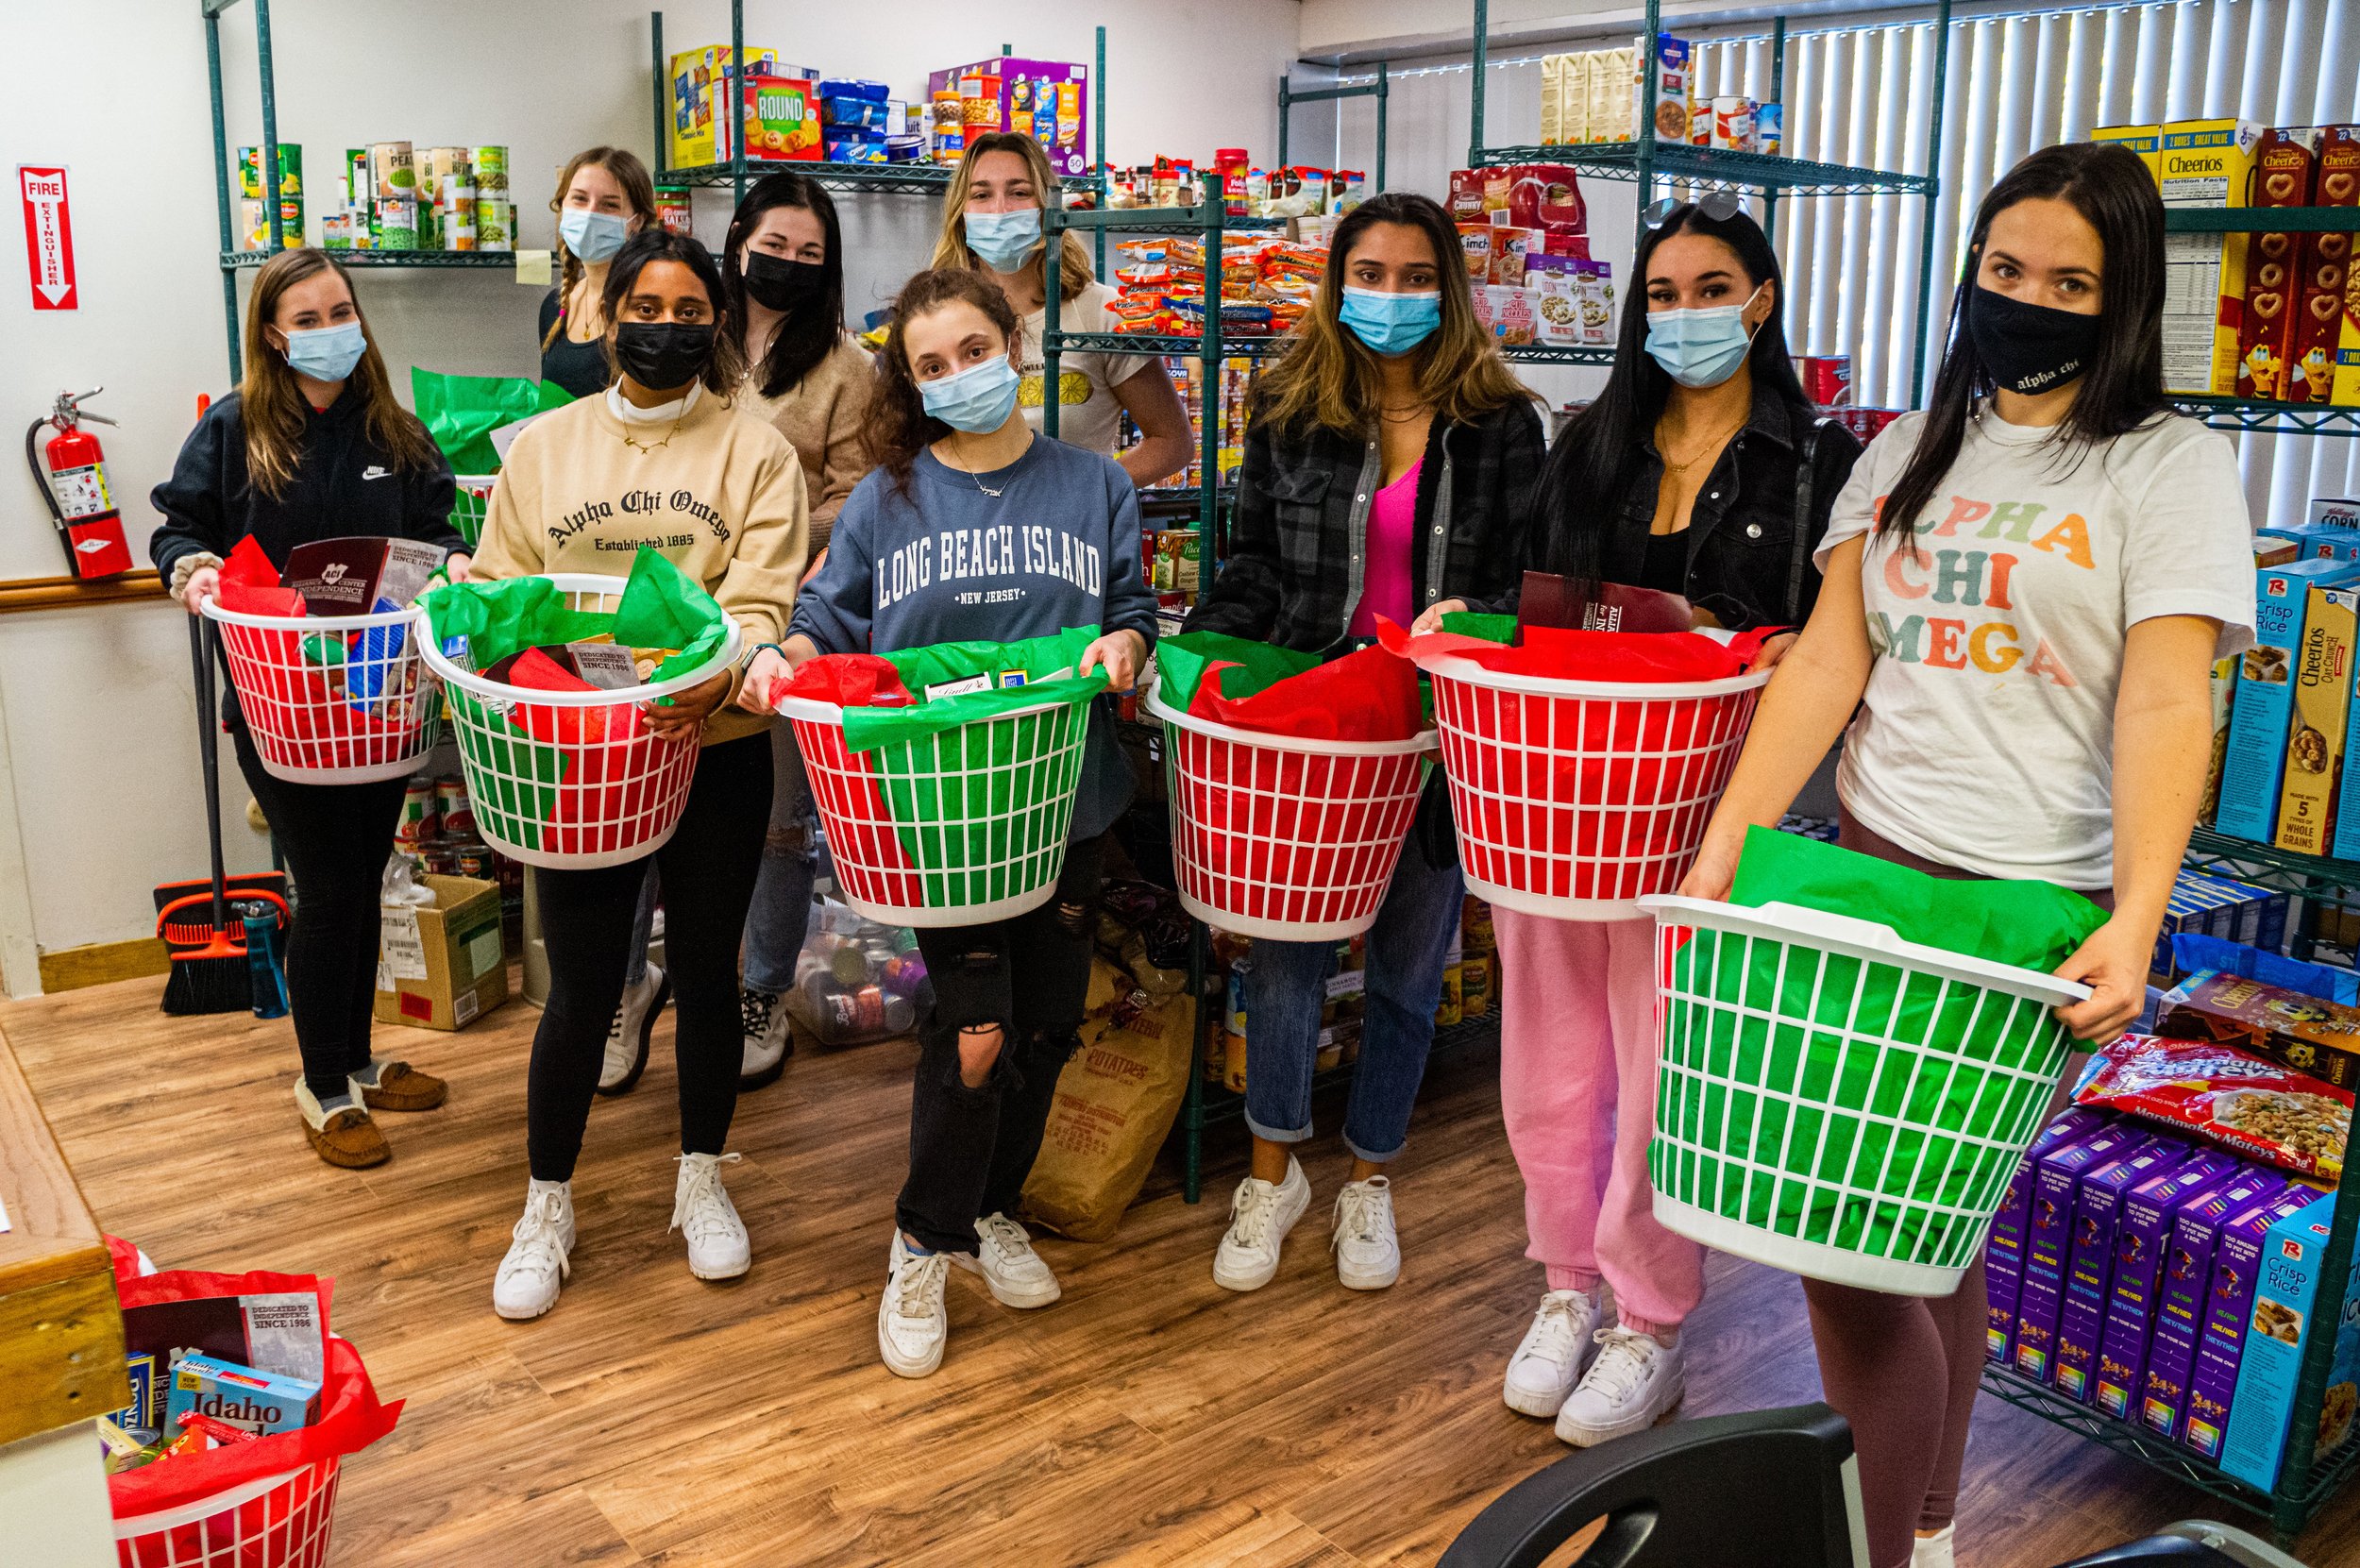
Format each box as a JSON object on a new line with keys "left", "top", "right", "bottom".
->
{"left": 149, "top": 388, "right": 464, "bottom": 585}
{"left": 1189, "top": 398, "right": 1545, "bottom": 654}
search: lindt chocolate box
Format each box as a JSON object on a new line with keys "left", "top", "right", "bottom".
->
{"left": 2015, "top": 1122, "right": 2149, "bottom": 1384}
{"left": 2156, "top": 970, "right": 2360, "bottom": 1090}
{"left": 1986, "top": 1107, "right": 2111, "bottom": 1365}
{"left": 2185, "top": 1185, "right": 2321, "bottom": 1458}
{"left": 2143, "top": 1166, "right": 2289, "bottom": 1438}
{"left": 2096, "top": 1153, "right": 2237, "bottom": 1420}
{"left": 2055, "top": 1138, "right": 2193, "bottom": 1402}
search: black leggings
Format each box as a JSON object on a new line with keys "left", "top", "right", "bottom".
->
{"left": 527, "top": 733, "right": 770, "bottom": 1182}
{"left": 898, "top": 835, "right": 1104, "bottom": 1254}
{"left": 232, "top": 726, "right": 408, "bottom": 1102}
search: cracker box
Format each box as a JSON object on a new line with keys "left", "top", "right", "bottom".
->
{"left": 2238, "top": 128, "right": 2320, "bottom": 404}
{"left": 165, "top": 1354, "right": 322, "bottom": 1439}
{"left": 2221, "top": 1190, "right": 2360, "bottom": 1489}
{"left": 2217, "top": 558, "right": 2360, "bottom": 842}
{"left": 2159, "top": 120, "right": 2264, "bottom": 396}
{"left": 669, "top": 45, "right": 785, "bottom": 168}
{"left": 727, "top": 75, "right": 821, "bottom": 162}
{"left": 2094, "top": 124, "right": 2162, "bottom": 182}
{"left": 2155, "top": 970, "right": 2360, "bottom": 1091}
{"left": 2015, "top": 1122, "right": 2149, "bottom": 1383}
{"left": 375, "top": 874, "right": 507, "bottom": 1031}
{"left": 2186, "top": 1185, "right": 2322, "bottom": 1457}
{"left": 1986, "top": 1108, "right": 2112, "bottom": 1363}
{"left": 2143, "top": 1165, "right": 2289, "bottom": 1437}
{"left": 2275, "top": 582, "right": 2359, "bottom": 855}
{"left": 2095, "top": 1153, "right": 2238, "bottom": 1419}
{"left": 2292, "top": 129, "right": 2359, "bottom": 403}
{"left": 2057, "top": 1138, "right": 2195, "bottom": 1402}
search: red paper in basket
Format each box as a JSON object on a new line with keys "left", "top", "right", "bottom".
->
{"left": 775, "top": 652, "right": 914, "bottom": 710}
{"left": 1377, "top": 619, "right": 1774, "bottom": 682}
{"left": 215, "top": 535, "right": 307, "bottom": 618}
{"left": 1187, "top": 642, "right": 1423, "bottom": 741}
{"left": 505, "top": 646, "right": 642, "bottom": 749}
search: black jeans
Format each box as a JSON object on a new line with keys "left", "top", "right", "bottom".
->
{"left": 232, "top": 726, "right": 408, "bottom": 1101}
{"left": 897, "top": 835, "right": 1105, "bottom": 1254}
{"left": 527, "top": 734, "right": 770, "bottom": 1182}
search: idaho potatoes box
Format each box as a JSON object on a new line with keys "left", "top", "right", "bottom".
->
{"left": 2274, "top": 583, "right": 2359, "bottom": 855}
{"left": 2217, "top": 558, "right": 2360, "bottom": 843}
{"left": 375, "top": 874, "right": 507, "bottom": 1031}
{"left": 2222, "top": 1190, "right": 2360, "bottom": 1489}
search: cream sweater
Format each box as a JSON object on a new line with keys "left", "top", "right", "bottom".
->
{"left": 474, "top": 386, "right": 809, "bottom": 745}
{"left": 735, "top": 331, "right": 875, "bottom": 547}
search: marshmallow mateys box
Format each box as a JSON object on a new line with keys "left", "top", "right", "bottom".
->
{"left": 2095, "top": 1153, "right": 2235, "bottom": 1420}
{"left": 2142, "top": 1166, "right": 2288, "bottom": 1439}
{"left": 281, "top": 536, "right": 445, "bottom": 616}
{"left": 1985, "top": 1107, "right": 2109, "bottom": 1364}
{"left": 2216, "top": 558, "right": 2360, "bottom": 843}
{"left": 2222, "top": 1191, "right": 2360, "bottom": 1490}
{"left": 2056, "top": 1138, "right": 2192, "bottom": 1402}
{"left": 2274, "top": 582, "right": 2358, "bottom": 856}
{"left": 2158, "top": 119, "right": 2263, "bottom": 396}
{"left": 2185, "top": 1185, "right": 2320, "bottom": 1459}
{"left": 165, "top": 1354, "right": 322, "bottom": 1438}
{"left": 376, "top": 874, "right": 506, "bottom": 1031}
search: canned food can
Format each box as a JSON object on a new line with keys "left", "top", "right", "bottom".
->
{"left": 1754, "top": 103, "right": 1783, "bottom": 158}
{"left": 435, "top": 776, "right": 475, "bottom": 837}
{"left": 454, "top": 844, "right": 493, "bottom": 879}
{"left": 1711, "top": 96, "right": 1757, "bottom": 151}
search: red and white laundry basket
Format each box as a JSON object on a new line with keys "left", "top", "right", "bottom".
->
{"left": 1411, "top": 651, "right": 1769, "bottom": 919}
{"left": 1147, "top": 680, "right": 1438, "bottom": 941}
{"left": 200, "top": 598, "right": 439, "bottom": 785}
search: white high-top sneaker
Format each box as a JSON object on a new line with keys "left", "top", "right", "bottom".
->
{"left": 671, "top": 1153, "right": 751, "bottom": 1281}
{"left": 1503, "top": 1289, "right": 1603, "bottom": 1417}
{"left": 493, "top": 1180, "right": 575, "bottom": 1321}
{"left": 953, "top": 1211, "right": 1062, "bottom": 1308}
{"left": 599, "top": 964, "right": 671, "bottom": 1095}
{"left": 1212, "top": 1156, "right": 1311, "bottom": 1291}
{"left": 738, "top": 985, "right": 793, "bottom": 1089}
{"left": 878, "top": 1230, "right": 952, "bottom": 1378}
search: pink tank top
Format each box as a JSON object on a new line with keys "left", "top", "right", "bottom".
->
{"left": 1348, "top": 458, "right": 1422, "bottom": 638}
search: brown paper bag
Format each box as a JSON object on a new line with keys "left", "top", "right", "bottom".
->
{"left": 1020, "top": 978, "right": 1197, "bottom": 1241}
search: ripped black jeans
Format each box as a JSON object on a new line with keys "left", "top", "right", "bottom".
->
{"left": 898, "top": 835, "right": 1106, "bottom": 1255}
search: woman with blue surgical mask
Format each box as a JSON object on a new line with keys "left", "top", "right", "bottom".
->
{"left": 539, "top": 147, "right": 661, "bottom": 397}
{"left": 151, "top": 246, "right": 465, "bottom": 1171}
{"left": 1189, "top": 191, "right": 1542, "bottom": 1304}
{"left": 930, "top": 132, "right": 1191, "bottom": 487}
{"left": 1411, "top": 198, "right": 1860, "bottom": 1457}
{"left": 775, "top": 269, "right": 1156, "bottom": 1379}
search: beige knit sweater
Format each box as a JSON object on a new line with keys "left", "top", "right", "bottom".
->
{"left": 734, "top": 331, "right": 875, "bottom": 548}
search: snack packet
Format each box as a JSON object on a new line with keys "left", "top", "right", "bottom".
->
{"left": 2074, "top": 1034, "right": 2352, "bottom": 1179}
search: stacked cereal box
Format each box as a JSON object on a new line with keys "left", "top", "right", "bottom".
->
{"left": 2127, "top": 120, "right": 2264, "bottom": 396}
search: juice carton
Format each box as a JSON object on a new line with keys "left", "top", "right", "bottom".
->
{"left": 2095, "top": 1153, "right": 2236, "bottom": 1420}
{"left": 2274, "top": 582, "right": 2359, "bottom": 854}
{"left": 2293, "top": 128, "right": 2358, "bottom": 403}
{"left": 2057, "top": 1138, "right": 2194, "bottom": 1402}
{"left": 2186, "top": 1185, "right": 2322, "bottom": 1458}
{"left": 2159, "top": 120, "right": 2264, "bottom": 396}
{"left": 1985, "top": 1108, "right": 2111, "bottom": 1364}
{"left": 2144, "top": 1165, "right": 2289, "bottom": 1438}
{"left": 165, "top": 1354, "right": 322, "bottom": 1438}
{"left": 2238, "top": 128, "right": 2320, "bottom": 403}
{"left": 2222, "top": 1191, "right": 2360, "bottom": 1489}
{"left": 1589, "top": 46, "right": 1636, "bottom": 142}
{"left": 2017, "top": 1124, "right": 2150, "bottom": 1383}
{"left": 2217, "top": 558, "right": 2360, "bottom": 842}
{"left": 2094, "top": 124, "right": 2162, "bottom": 183}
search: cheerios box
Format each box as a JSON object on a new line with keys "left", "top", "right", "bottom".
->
{"left": 2217, "top": 558, "right": 2360, "bottom": 844}
{"left": 2222, "top": 1190, "right": 2360, "bottom": 1489}
{"left": 2273, "top": 582, "right": 2359, "bottom": 856}
{"left": 2159, "top": 119, "right": 2264, "bottom": 396}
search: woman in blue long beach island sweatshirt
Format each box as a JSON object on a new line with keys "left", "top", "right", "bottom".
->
{"left": 768, "top": 268, "right": 1156, "bottom": 1378}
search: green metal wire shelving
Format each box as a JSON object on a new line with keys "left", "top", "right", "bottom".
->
{"left": 1477, "top": 140, "right": 1937, "bottom": 197}
{"left": 1278, "top": 65, "right": 1391, "bottom": 193}
{"left": 2174, "top": 398, "right": 2360, "bottom": 439}
{"left": 217, "top": 249, "right": 518, "bottom": 269}
{"left": 2166, "top": 209, "right": 2360, "bottom": 234}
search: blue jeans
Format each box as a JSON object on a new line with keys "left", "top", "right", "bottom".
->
{"left": 743, "top": 724, "right": 819, "bottom": 994}
{"left": 1241, "top": 839, "right": 1465, "bottom": 1163}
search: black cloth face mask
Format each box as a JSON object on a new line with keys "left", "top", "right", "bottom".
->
{"left": 613, "top": 322, "right": 716, "bottom": 392}
{"left": 740, "top": 251, "right": 827, "bottom": 312}
{"left": 1965, "top": 281, "right": 2101, "bottom": 396}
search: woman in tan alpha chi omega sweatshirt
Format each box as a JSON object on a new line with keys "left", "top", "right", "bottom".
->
{"left": 470, "top": 228, "right": 809, "bottom": 1324}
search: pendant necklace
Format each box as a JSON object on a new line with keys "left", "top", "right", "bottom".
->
{"left": 950, "top": 434, "right": 1005, "bottom": 497}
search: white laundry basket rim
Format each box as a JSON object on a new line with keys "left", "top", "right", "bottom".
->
{"left": 199, "top": 595, "right": 425, "bottom": 636}
{"left": 417, "top": 572, "right": 741, "bottom": 707}
{"left": 1408, "top": 648, "right": 1773, "bottom": 701}
{"left": 111, "top": 1463, "right": 321, "bottom": 1537}
{"left": 1637, "top": 895, "right": 2092, "bottom": 1006}
{"left": 1143, "top": 680, "right": 1439, "bottom": 757}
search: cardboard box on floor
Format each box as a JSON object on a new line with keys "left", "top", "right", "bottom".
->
{"left": 376, "top": 874, "right": 508, "bottom": 1031}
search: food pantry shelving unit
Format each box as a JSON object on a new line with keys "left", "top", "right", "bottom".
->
{"left": 1277, "top": 65, "right": 1391, "bottom": 195}
{"left": 2163, "top": 209, "right": 2360, "bottom": 438}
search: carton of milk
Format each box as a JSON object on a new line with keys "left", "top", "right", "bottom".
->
{"left": 2095, "top": 1153, "right": 2237, "bottom": 1420}
{"left": 2222, "top": 1191, "right": 2360, "bottom": 1489}
{"left": 2217, "top": 558, "right": 2360, "bottom": 843}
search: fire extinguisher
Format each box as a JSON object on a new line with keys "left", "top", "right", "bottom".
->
{"left": 25, "top": 387, "right": 135, "bottom": 580}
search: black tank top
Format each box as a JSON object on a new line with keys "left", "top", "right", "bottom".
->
{"left": 538, "top": 287, "right": 610, "bottom": 399}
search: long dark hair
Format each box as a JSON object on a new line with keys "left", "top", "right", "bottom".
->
{"left": 723, "top": 171, "right": 845, "bottom": 398}
{"left": 598, "top": 229, "right": 748, "bottom": 396}
{"left": 866, "top": 268, "right": 1021, "bottom": 494}
{"left": 1879, "top": 142, "right": 2167, "bottom": 537}
{"left": 240, "top": 247, "right": 439, "bottom": 499}
{"left": 1531, "top": 203, "right": 1808, "bottom": 582}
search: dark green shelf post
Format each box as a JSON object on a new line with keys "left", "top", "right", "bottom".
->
{"left": 1042, "top": 209, "right": 1065, "bottom": 442}
{"left": 1094, "top": 25, "right": 1108, "bottom": 280}
{"left": 1762, "top": 19, "right": 1786, "bottom": 246}
{"left": 1374, "top": 61, "right": 1390, "bottom": 194}
{"left": 204, "top": 0, "right": 241, "bottom": 380}
{"left": 1200, "top": 197, "right": 1222, "bottom": 540}
{"left": 1183, "top": 919, "right": 1208, "bottom": 1203}
{"left": 650, "top": 10, "right": 667, "bottom": 178}
{"left": 1911, "top": 0, "right": 1954, "bottom": 408}
{"left": 1468, "top": 0, "right": 1487, "bottom": 167}
{"left": 255, "top": 0, "right": 281, "bottom": 252}
{"left": 1631, "top": 0, "right": 1660, "bottom": 258}
{"left": 729, "top": 0, "right": 745, "bottom": 211}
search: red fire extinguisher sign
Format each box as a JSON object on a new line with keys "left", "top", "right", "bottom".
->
{"left": 18, "top": 166, "right": 76, "bottom": 312}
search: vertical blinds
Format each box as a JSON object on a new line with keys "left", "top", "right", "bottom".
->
{"left": 1321, "top": 0, "right": 2360, "bottom": 523}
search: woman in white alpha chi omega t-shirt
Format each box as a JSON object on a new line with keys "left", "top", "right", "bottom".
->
{"left": 1677, "top": 142, "right": 2255, "bottom": 1568}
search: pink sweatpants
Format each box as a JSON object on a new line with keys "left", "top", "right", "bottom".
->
{"left": 1495, "top": 909, "right": 1702, "bottom": 1339}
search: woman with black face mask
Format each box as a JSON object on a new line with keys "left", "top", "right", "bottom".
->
{"left": 470, "top": 228, "right": 810, "bottom": 1323}
{"left": 1677, "top": 142, "right": 2258, "bottom": 1568}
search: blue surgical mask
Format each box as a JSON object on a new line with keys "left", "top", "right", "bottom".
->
{"left": 920, "top": 355, "right": 1022, "bottom": 434}
{"left": 559, "top": 208, "right": 632, "bottom": 263}
{"left": 1339, "top": 286, "right": 1441, "bottom": 358}
{"left": 1645, "top": 285, "right": 1766, "bottom": 389}
{"left": 964, "top": 209, "right": 1043, "bottom": 273}
{"left": 280, "top": 321, "right": 366, "bottom": 382}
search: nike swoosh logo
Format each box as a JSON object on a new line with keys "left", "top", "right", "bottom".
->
{"left": 361, "top": 466, "right": 391, "bottom": 481}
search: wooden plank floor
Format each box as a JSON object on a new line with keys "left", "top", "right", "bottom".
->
{"left": 14, "top": 974, "right": 2360, "bottom": 1567}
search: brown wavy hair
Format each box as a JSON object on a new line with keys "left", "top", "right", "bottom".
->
{"left": 929, "top": 131, "right": 1093, "bottom": 297}
{"left": 866, "top": 269, "right": 1021, "bottom": 494}
{"left": 1251, "top": 191, "right": 1529, "bottom": 437}
{"left": 542, "top": 146, "right": 660, "bottom": 355}
{"left": 239, "top": 247, "right": 438, "bottom": 499}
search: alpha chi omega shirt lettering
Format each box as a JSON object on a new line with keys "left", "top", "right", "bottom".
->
{"left": 1816, "top": 406, "right": 2257, "bottom": 888}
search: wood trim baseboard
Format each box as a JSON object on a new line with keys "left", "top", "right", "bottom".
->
{"left": 37, "top": 938, "right": 169, "bottom": 994}
{"left": 0, "top": 572, "right": 163, "bottom": 615}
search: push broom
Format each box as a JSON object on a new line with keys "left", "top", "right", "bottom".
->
{"left": 159, "top": 614, "right": 278, "bottom": 1014}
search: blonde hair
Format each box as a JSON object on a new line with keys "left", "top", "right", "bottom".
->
{"left": 1252, "top": 192, "right": 1529, "bottom": 438}
{"left": 543, "top": 146, "right": 660, "bottom": 352}
{"left": 240, "top": 248, "right": 439, "bottom": 499}
{"left": 929, "top": 131, "right": 1093, "bottom": 297}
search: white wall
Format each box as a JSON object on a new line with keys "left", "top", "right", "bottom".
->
{"left": 0, "top": 0, "right": 1303, "bottom": 986}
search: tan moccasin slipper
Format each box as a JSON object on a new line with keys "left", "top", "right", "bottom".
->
{"left": 294, "top": 1078, "right": 391, "bottom": 1169}
{"left": 357, "top": 1060, "right": 447, "bottom": 1112}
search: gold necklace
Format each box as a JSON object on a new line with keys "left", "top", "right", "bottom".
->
{"left": 1657, "top": 413, "right": 1745, "bottom": 480}
{"left": 619, "top": 404, "right": 690, "bottom": 454}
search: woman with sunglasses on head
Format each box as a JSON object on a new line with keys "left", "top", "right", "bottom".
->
{"left": 933, "top": 130, "right": 1192, "bottom": 487}
{"left": 473, "top": 229, "right": 809, "bottom": 1321}
{"left": 1677, "top": 143, "right": 2256, "bottom": 1568}
{"left": 1416, "top": 195, "right": 1859, "bottom": 1449}
{"left": 767, "top": 267, "right": 1155, "bottom": 1378}
{"left": 1190, "top": 191, "right": 1542, "bottom": 1299}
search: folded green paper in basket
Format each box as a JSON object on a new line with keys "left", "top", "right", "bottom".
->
{"left": 837, "top": 627, "right": 1108, "bottom": 750}
{"left": 421, "top": 548, "right": 730, "bottom": 690}
{"left": 411, "top": 368, "right": 573, "bottom": 477}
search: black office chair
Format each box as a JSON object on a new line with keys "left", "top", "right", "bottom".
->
{"left": 1439, "top": 1403, "right": 2309, "bottom": 1568}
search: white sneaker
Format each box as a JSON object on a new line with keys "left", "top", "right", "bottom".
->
{"left": 493, "top": 1181, "right": 575, "bottom": 1321}
{"left": 1212, "top": 1156, "right": 1311, "bottom": 1291}
{"left": 739, "top": 985, "right": 793, "bottom": 1089}
{"left": 598, "top": 965, "right": 671, "bottom": 1095}
{"left": 1504, "top": 1289, "right": 1603, "bottom": 1417}
{"left": 1331, "top": 1175, "right": 1401, "bottom": 1290}
{"left": 1554, "top": 1325, "right": 1687, "bottom": 1447}
{"left": 671, "top": 1153, "right": 750, "bottom": 1281}
{"left": 878, "top": 1230, "right": 952, "bottom": 1377}
{"left": 952, "top": 1211, "right": 1061, "bottom": 1308}
{"left": 1913, "top": 1526, "right": 1955, "bottom": 1568}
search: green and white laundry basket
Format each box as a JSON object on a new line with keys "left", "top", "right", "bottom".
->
{"left": 1638, "top": 891, "right": 2092, "bottom": 1296}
